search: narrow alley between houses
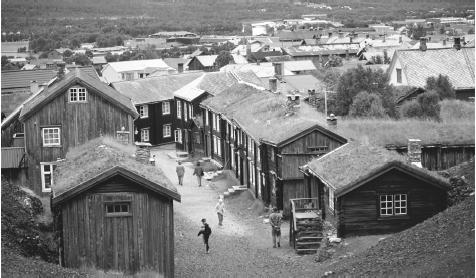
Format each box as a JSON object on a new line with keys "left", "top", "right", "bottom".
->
{"left": 152, "top": 146, "right": 328, "bottom": 278}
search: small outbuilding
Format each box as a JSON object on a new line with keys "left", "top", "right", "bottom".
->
{"left": 51, "top": 137, "right": 180, "bottom": 277}
{"left": 301, "top": 142, "right": 450, "bottom": 237}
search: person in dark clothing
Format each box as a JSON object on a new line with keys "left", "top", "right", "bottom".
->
{"left": 197, "top": 218, "right": 212, "bottom": 253}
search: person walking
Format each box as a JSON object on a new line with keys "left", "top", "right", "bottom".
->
{"left": 215, "top": 198, "right": 225, "bottom": 226}
{"left": 176, "top": 161, "right": 185, "bottom": 186}
{"left": 193, "top": 161, "right": 204, "bottom": 187}
{"left": 197, "top": 218, "right": 212, "bottom": 254}
{"left": 269, "top": 207, "right": 283, "bottom": 248}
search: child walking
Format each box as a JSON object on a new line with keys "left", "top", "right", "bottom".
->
{"left": 197, "top": 218, "right": 212, "bottom": 253}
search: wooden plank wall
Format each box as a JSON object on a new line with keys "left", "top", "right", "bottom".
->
{"left": 339, "top": 169, "right": 447, "bottom": 237}
{"left": 23, "top": 88, "right": 134, "bottom": 194}
{"left": 1, "top": 114, "right": 24, "bottom": 147}
{"left": 61, "top": 191, "right": 174, "bottom": 277}
{"left": 282, "top": 179, "right": 309, "bottom": 216}
{"left": 1, "top": 147, "right": 26, "bottom": 168}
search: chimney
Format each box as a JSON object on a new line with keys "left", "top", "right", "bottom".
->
{"left": 287, "top": 93, "right": 301, "bottom": 106}
{"left": 178, "top": 63, "right": 184, "bottom": 73}
{"left": 453, "top": 37, "right": 461, "bottom": 50}
{"left": 308, "top": 89, "right": 318, "bottom": 107}
{"left": 30, "top": 80, "right": 39, "bottom": 94}
{"left": 246, "top": 42, "right": 252, "bottom": 58}
{"left": 57, "top": 62, "right": 66, "bottom": 79}
{"left": 272, "top": 62, "right": 283, "bottom": 77}
{"left": 269, "top": 77, "right": 277, "bottom": 92}
{"left": 328, "top": 32, "right": 332, "bottom": 38}
{"left": 338, "top": 32, "right": 344, "bottom": 38}
{"left": 382, "top": 34, "right": 386, "bottom": 43}
{"left": 326, "top": 114, "right": 337, "bottom": 127}
{"left": 399, "top": 36, "right": 403, "bottom": 44}
{"left": 349, "top": 37, "right": 353, "bottom": 43}
{"left": 408, "top": 139, "right": 422, "bottom": 168}
{"left": 442, "top": 38, "right": 446, "bottom": 46}
{"left": 285, "top": 92, "right": 301, "bottom": 116}
{"left": 135, "top": 142, "right": 152, "bottom": 165}
{"left": 419, "top": 38, "right": 427, "bottom": 51}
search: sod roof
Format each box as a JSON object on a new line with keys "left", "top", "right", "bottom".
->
{"left": 52, "top": 137, "right": 179, "bottom": 204}
{"left": 201, "top": 83, "right": 347, "bottom": 145}
{"left": 305, "top": 141, "right": 450, "bottom": 197}
{"left": 336, "top": 118, "right": 475, "bottom": 146}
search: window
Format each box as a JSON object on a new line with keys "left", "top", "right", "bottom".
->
{"left": 163, "top": 124, "right": 171, "bottom": 138}
{"left": 396, "top": 68, "right": 402, "bottom": 84}
{"left": 69, "top": 87, "right": 87, "bottom": 103}
{"left": 177, "top": 100, "right": 182, "bottom": 119}
{"left": 42, "top": 127, "right": 61, "bottom": 146}
{"left": 329, "top": 189, "right": 335, "bottom": 211}
{"left": 215, "top": 115, "right": 220, "bottom": 131}
{"left": 122, "top": 72, "right": 133, "bottom": 81}
{"left": 139, "top": 73, "right": 145, "bottom": 78}
{"left": 175, "top": 129, "right": 182, "bottom": 143}
{"left": 162, "top": 101, "right": 170, "bottom": 115}
{"left": 380, "top": 194, "right": 407, "bottom": 216}
{"left": 141, "top": 129, "right": 150, "bottom": 142}
{"left": 212, "top": 113, "right": 216, "bottom": 130}
{"left": 138, "top": 105, "right": 148, "bottom": 118}
{"left": 205, "top": 110, "right": 209, "bottom": 125}
{"left": 270, "top": 147, "right": 275, "bottom": 162}
{"left": 105, "top": 202, "right": 131, "bottom": 216}
{"left": 213, "top": 135, "right": 221, "bottom": 156}
{"left": 40, "top": 163, "right": 56, "bottom": 192}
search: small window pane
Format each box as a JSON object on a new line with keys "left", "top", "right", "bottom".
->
{"left": 121, "top": 204, "right": 128, "bottom": 212}
{"left": 107, "top": 205, "right": 114, "bottom": 213}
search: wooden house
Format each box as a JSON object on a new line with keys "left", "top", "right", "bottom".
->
{"left": 200, "top": 83, "right": 347, "bottom": 216}
{"left": 173, "top": 71, "right": 262, "bottom": 155}
{"left": 301, "top": 142, "right": 450, "bottom": 237}
{"left": 10, "top": 68, "right": 138, "bottom": 195}
{"left": 101, "top": 59, "right": 176, "bottom": 83}
{"left": 111, "top": 72, "right": 203, "bottom": 146}
{"left": 51, "top": 138, "right": 180, "bottom": 276}
{"left": 387, "top": 45, "right": 475, "bottom": 100}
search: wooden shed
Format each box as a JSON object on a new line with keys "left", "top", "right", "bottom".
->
{"left": 302, "top": 142, "right": 450, "bottom": 237}
{"left": 51, "top": 137, "right": 180, "bottom": 276}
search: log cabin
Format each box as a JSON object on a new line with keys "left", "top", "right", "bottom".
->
{"left": 200, "top": 83, "right": 347, "bottom": 216}
{"left": 301, "top": 142, "right": 450, "bottom": 237}
{"left": 51, "top": 137, "right": 180, "bottom": 276}
{"left": 111, "top": 72, "right": 203, "bottom": 146}
{"left": 173, "top": 70, "right": 262, "bottom": 155}
{"left": 10, "top": 68, "right": 139, "bottom": 195}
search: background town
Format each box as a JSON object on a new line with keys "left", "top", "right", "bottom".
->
{"left": 1, "top": 0, "right": 475, "bottom": 277}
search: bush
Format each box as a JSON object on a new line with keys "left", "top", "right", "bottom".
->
{"left": 400, "top": 91, "right": 440, "bottom": 120}
{"left": 400, "top": 100, "right": 423, "bottom": 118}
{"left": 439, "top": 99, "right": 475, "bottom": 123}
{"left": 425, "top": 75, "right": 456, "bottom": 100}
{"left": 349, "top": 91, "right": 386, "bottom": 118}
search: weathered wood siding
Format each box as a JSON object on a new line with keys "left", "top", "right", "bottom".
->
{"left": 1, "top": 147, "right": 26, "bottom": 169}
{"left": 23, "top": 86, "right": 134, "bottom": 194}
{"left": 391, "top": 145, "right": 474, "bottom": 171}
{"left": 282, "top": 179, "right": 309, "bottom": 217}
{"left": 60, "top": 178, "right": 174, "bottom": 277}
{"left": 338, "top": 168, "right": 447, "bottom": 237}
{"left": 134, "top": 101, "right": 174, "bottom": 146}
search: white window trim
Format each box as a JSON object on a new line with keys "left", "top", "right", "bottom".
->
{"left": 205, "top": 110, "right": 209, "bottom": 125}
{"left": 162, "top": 101, "right": 170, "bottom": 115}
{"left": 177, "top": 100, "right": 182, "bottom": 119}
{"left": 40, "top": 162, "right": 56, "bottom": 192}
{"left": 42, "top": 127, "right": 61, "bottom": 146}
{"left": 163, "top": 124, "right": 171, "bottom": 138}
{"left": 69, "top": 87, "right": 87, "bottom": 103}
{"left": 139, "top": 105, "right": 149, "bottom": 118}
{"left": 380, "top": 194, "right": 407, "bottom": 216}
{"left": 141, "top": 128, "right": 150, "bottom": 142}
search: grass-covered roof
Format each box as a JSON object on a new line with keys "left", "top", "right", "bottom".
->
{"left": 52, "top": 137, "right": 178, "bottom": 201}
{"left": 306, "top": 141, "right": 450, "bottom": 197}
{"left": 202, "top": 83, "right": 346, "bottom": 145}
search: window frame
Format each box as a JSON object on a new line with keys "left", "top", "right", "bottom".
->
{"left": 140, "top": 128, "right": 150, "bottom": 142}
{"left": 163, "top": 124, "right": 171, "bottom": 138}
{"left": 42, "top": 127, "right": 61, "bottom": 147}
{"left": 162, "top": 101, "right": 171, "bottom": 115}
{"left": 176, "top": 100, "right": 182, "bottom": 119}
{"left": 205, "top": 110, "right": 209, "bottom": 126}
{"left": 379, "top": 193, "right": 408, "bottom": 217}
{"left": 40, "top": 162, "right": 56, "bottom": 192}
{"left": 396, "top": 68, "right": 402, "bottom": 84}
{"left": 105, "top": 202, "right": 132, "bottom": 217}
{"left": 69, "top": 87, "right": 88, "bottom": 103}
{"left": 138, "top": 105, "right": 149, "bottom": 118}
{"left": 175, "top": 129, "right": 182, "bottom": 143}
{"left": 329, "top": 188, "right": 335, "bottom": 211}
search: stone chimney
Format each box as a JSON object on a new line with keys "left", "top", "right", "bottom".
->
{"left": 135, "top": 142, "right": 152, "bottom": 165}
{"left": 116, "top": 126, "right": 130, "bottom": 145}
{"left": 338, "top": 32, "right": 344, "bottom": 38}
{"left": 399, "top": 36, "right": 403, "bottom": 44}
{"left": 269, "top": 77, "right": 277, "bottom": 92}
{"left": 382, "top": 34, "right": 386, "bottom": 43}
{"left": 408, "top": 139, "right": 422, "bottom": 168}
{"left": 326, "top": 114, "right": 337, "bottom": 127}
{"left": 57, "top": 62, "right": 66, "bottom": 79}
{"left": 272, "top": 62, "right": 283, "bottom": 77}
{"left": 328, "top": 32, "right": 332, "bottom": 38}
{"left": 442, "top": 38, "right": 446, "bottom": 46}
{"left": 178, "top": 63, "right": 184, "bottom": 73}
{"left": 284, "top": 92, "right": 301, "bottom": 116}
{"left": 419, "top": 38, "right": 427, "bottom": 51}
{"left": 454, "top": 37, "right": 461, "bottom": 50}
{"left": 349, "top": 37, "right": 353, "bottom": 43}
{"left": 30, "top": 80, "right": 39, "bottom": 94}
{"left": 308, "top": 89, "right": 317, "bottom": 107}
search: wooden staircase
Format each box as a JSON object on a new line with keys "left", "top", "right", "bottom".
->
{"left": 289, "top": 198, "right": 323, "bottom": 255}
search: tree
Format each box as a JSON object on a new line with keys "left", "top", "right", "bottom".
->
{"left": 400, "top": 100, "right": 423, "bottom": 118}
{"left": 409, "top": 25, "right": 426, "bottom": 40}
{"left": 349, "top": 91, "right": 386, "bottom": 118}
{"left": 105, "top": 52, "right": 117, "bottom": 63}
{"left": 214, "top": 50, "right": 233, "bottom": 69}
{"left": 65, "top": 53, "right": 91, "bottom": 66}
{"left": 335, "top": 65, "right": 396, "bottom": 117}
{"left": 63, "top": 49, "right": 73, "bottom": 58}
{"left": 1, "top": 56, "right": 9, "bottom": 67}
{"left": 425, "top": 74, "right": 455, "bottom": 100}
{"left": 399, "top": 91, "right": 440, "bottom": 120}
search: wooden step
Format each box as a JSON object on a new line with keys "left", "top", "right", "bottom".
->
{"left": 296, "top": 236, "right": 323, "bottom": 241}
{"left": 295, "top": 249, "right": 318, "bottom": 254}
{"left": 296, "top": 241, "right": 321, "bottom": 246}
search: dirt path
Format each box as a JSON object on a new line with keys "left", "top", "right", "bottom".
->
{"left": 151, "top": 146, "right": 331, "bottom": 278}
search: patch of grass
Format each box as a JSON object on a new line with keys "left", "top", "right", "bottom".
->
{"left": 439, "top": 99, "right": 475, "bottom": 123}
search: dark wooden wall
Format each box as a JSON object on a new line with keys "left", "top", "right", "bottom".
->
{"left": 23, "top": 85, "right": 134, "bottom": 194}
{"left": 338, "top": 168, "right": 447, "bottom": 237}
{"left": 391, "top": 145, "right": 474, "bottom": 171}
{"left": 59, "top": 178, "right": 174, "bottom": 277}
{"left": 134, "top": 100, "right": 174, "bottom": 146}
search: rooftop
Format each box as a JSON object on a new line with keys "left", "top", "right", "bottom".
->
{"left": 1, "top": 69, "right": 57, "bottom": 90}
{"left": 104, "top": 59, "right": 174, "bottom": 73}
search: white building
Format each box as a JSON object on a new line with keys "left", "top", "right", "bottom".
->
{"left": 101, "top": 59, "right": 176, "bottom": 83}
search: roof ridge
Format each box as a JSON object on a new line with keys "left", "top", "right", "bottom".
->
{"left": 462, "top": 48, "right": 475, "bottom": 83}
